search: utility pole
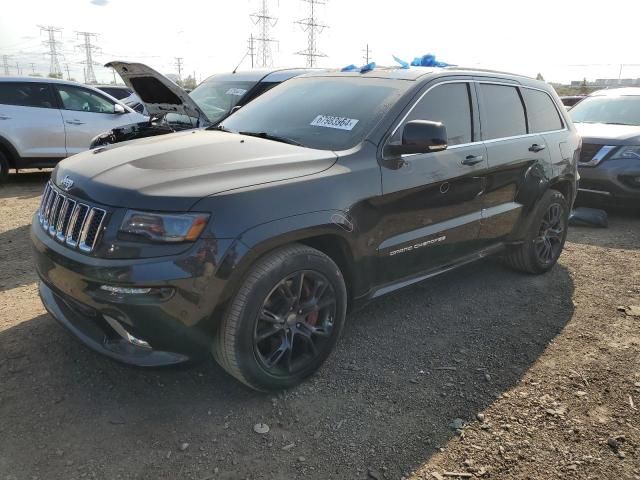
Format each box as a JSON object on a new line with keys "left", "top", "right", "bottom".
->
{"left": 30, "top": 62, "right": 37, "bottom": 75}
{"left": 362, "top": 44, "right": 371, "bottom": 64}
{"left": 15, "top": 62, "right": 21, "bottom": 75}
{"left": 295, "top": 0, "right": 328, "bottom": 67}
{"left": 175, "top": 57, "right": 183, "bottom": 80}
{"left": 76, "top": 31, "right": 100, "bottom": 84}
{"left": 64, "top": 63, "right": 72, "bottom": 81}
{"left": 251, "top": 0, "right": 278, "bottom": 68}
{"left": 2, "top": 55, "right": 10, "bottom": 76}
{"left": 111, "top": 67, "right": 117, "bottom": 84}
{"left": 248, "top": 34, "right": 256, "bottom": 69}
{"left": 39, "top": 25, "right": 63, "bottom": 78}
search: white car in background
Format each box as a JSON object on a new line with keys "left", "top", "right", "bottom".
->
{"left": 0, "top": 76, "right": 147, "bottom": 182}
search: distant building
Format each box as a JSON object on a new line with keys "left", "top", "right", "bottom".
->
{"left": 569, "top": 77, "right": 640, "bottom": 88}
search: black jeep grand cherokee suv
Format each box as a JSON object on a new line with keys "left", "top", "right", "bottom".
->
{"left": 31, "top": 67, "right": 580, "bottom": 391}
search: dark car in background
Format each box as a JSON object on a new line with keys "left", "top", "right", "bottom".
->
{"left": 570, "top": 88, "right": 640, "bottom": 205}
{"left": 32, "top": 67, "right": 579, "bottom": 391}
{"left": 90, "top": 62, "right": 318, "bottom": 148}
{"left": 94, "top": 85, "right": 133, "bottom": 100}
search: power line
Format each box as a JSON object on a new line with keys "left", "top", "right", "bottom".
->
{"left": 295, "top": 0, "right": 328, "bottom": 67}
{"left": 175, "top": 57, "right": 183, "bottom": 79}
{"left": 250, "top": 0, "right": 278, "bottom": 68}
{"left": 2, "top": 55, "right": 11, "bottom": 76}
{"left": 39, "top": 25, "right": 63, "bottom": 78}
{"left": 76, "top": 31, "right": 100, "bottom": 84}
{"left": 248, "top": 34, "right": 256, "bottom": 69}
{"left": 362, "top": 43, "right": 372, "bottom": 64}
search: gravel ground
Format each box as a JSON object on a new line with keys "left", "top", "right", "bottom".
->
{"left": 0, "top": 171, "right": 638, "bottom": 480}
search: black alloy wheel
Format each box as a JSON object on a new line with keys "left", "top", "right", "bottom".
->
{"left": 254, "top": 270, "right": 337, "bottom": 376}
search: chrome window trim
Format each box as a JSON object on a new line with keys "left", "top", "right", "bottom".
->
{"left": 388, "top": 79, "right": 568, "bottom": 154}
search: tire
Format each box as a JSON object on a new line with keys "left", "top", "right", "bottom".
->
{"left": 0, "top": 152, "right": 9, "bottom": 185}
{"left": 503, "top": 189, "right": 569, "bottom": 274}
{"left": 213, "top": 243, "right": 347, "bottom": 391}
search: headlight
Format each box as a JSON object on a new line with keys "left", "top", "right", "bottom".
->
{"left": 119, "top": 210, "right": 210, "bottom": 243}
{"left": 609, "top": 145, "right": 640, "bottom": 161}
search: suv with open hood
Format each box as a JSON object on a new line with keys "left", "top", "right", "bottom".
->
{"left": 32, "top": 66, "right": 579, "bottom": 391}
{"left": 89, "top": 62, "right": 317, "bottom": 148}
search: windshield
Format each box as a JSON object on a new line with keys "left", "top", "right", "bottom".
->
{"left": 569, "top": 95, "right": 640, "bottom": 126}
{"left": 220, "top": 77, "right": 407, "bottom": 150}
{"left": 189, "top": 79, "right": 256, "bottom": 123}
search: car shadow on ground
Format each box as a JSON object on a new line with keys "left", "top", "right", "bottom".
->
{"left": 0, "top": 259, "right": 575, "bottom": 479}
{"left": 0, "top": 170, "right": 50, "bottom": 200}
{"left": 0, "top": 224, "right": 37, "bottom": 293}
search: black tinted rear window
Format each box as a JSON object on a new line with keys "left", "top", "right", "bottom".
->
{"left": 522, "top": 88, "right": 563, "bottom": 133}
{"left": 479, "top": 84, "right": 527, "bottom": 139}
{"left": 0, "top": 82, "right": 55, "bottom": 108}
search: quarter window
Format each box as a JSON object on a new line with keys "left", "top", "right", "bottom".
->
{"left": 0, "top": 82, "right": 55, "bottom": 108}
{"left": 56, "top": 85, "right": 118, "bottom": 114}
{"left": 394, "top": 83, "right": 473, "bottom": 146}
{"left": 479, "top": 84, "right": 527, "bottom": 140}
{"left": 522, "top": 88, "right": 563, "bottom": 133}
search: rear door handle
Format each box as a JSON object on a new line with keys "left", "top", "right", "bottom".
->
{"left": 529, "top": 143, "right": 546, "bottom": 153}
{"left": 65, "top": 120, "right": 85, "bottom": 125}
{"left": 461, "top": 154, "right": 484, "bottom": 166}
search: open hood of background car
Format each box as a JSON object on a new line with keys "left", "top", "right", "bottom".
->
{"left": 106, "top": 61, "right": 210, "bottom": 125}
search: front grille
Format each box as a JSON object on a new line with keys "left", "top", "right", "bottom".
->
{"left": 579, "top": 143, "right": 604, "bottom": 163}
{"left": 38, "top": 182, "right": 107, "bottom": 253}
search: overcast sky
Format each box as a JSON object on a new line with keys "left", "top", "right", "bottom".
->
{"left": 1, "top": 0, "right": 640, "bottom": 85}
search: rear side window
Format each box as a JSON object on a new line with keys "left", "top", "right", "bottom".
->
{"left": 0, "top": 82, "right": 55, "bottom": 108}
{"left": 479, "top": 84, "right": 527, "bottom": 140}
{"left": 522, "top": 88, "right": 563, "bottom": 132}
{"left": 393, "top": 83, "right": 473, "bottom": 145}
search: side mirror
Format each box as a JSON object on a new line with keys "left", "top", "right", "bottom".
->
{"left": 114, "top": 103, "right": 126, "bottom": 114}
{"left": 230, "top": 105, "right": 242, "bottom": 114}
{"left": 385, "top": 120, "right": 448, "bottom": 156}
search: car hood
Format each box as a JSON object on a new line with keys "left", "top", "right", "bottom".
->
{"left": 53, "top": 130, "right": 338, "bottom": 211}
{"left": 574, "top": 122, "right": 640, "bottom": 145}
{"left": 106, "top": 61, "right": 209, "bottom": 124}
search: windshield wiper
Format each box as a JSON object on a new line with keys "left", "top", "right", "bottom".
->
{"left": 207, "top": 124, "right": 235, "bottom": 132}
{"left": 238, "top": 131, "right": 303, "bottom": 147}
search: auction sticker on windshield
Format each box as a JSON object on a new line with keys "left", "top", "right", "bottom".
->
{"left": 226, "top": 88, "right": 247, "bottom": 96}
{"left": 310, "top": 115, "right": 359, "bottom": 131}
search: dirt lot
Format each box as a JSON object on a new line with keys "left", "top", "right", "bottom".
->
{"left": 0, "top": 172, "right": 639, "bottom": 480}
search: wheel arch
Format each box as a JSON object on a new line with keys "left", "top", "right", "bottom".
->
{"left": 0, "top": 135, "right": 19, "bottom": 169}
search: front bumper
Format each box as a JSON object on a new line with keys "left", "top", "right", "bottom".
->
{"left": 578, "top": 158, "right": 640, "bottom": 204}
{"left": 31, "top": 214, "right": 238, "bottom": 367}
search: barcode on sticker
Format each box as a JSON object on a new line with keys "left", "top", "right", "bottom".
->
{"left": 226, "top": 88, "right": 247, "bottom": 96}
{"left": 310, "top": 115, "right": 359, "bottom": 131}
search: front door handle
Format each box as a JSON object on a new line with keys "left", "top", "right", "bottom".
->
{"left": 461, "top": 154, "right": 484, "bottom": 166}
{"left": 529, "top": 143, "right": 546, "bottom": 153}
{"left": 65, "top": 120, "right": 85, "bottom": 125}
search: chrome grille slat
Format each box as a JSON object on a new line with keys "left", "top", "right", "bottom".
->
{"left": 38, "top": 182, "right": 107, "bottom": 253}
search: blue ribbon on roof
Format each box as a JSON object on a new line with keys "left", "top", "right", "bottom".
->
{"left": 392, "top": 55, "right": 410, "bottom": 69}
{"left": 341, "top": 62, "right": 376, "bottom": 73}
{"left": 410, "top": 54, "right": 452, "bottom": 68}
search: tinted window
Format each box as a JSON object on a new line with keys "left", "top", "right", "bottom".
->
{"left": 392, "top": 83, "right": 472, "bottom": 145}
{"left": 56, "top": 85, "right": 117, "bottom": 114}
{"left": 569, "top": 95, "right": 640, "bottom": 126}
{"left": 522, "top": 88, "right": 563, "bottom": 132}
{"left": 479, "top": 84, "right": 527, "bottom": 139}
{"left": 0, "top": 82, "right": 55, "bottom": 108}
{"left": 221, "top": 77, "right": 407, "bottom": 151}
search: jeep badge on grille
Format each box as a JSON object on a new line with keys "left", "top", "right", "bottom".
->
{"left": 61, "top": 175, "right": 74, "bottom": 191}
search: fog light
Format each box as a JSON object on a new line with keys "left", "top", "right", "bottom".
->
{"left": 100, "top": 285, "right": 152, "bottom": 295}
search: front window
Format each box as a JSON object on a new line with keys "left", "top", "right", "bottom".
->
{"left": 220, "top": 77, "right": 407, "bottom": 150}
{"left": 56, "top": 85, "right": 117, "bottom": 114}
{"left": 569, "top": 95, "right": 640, "bottom": 126}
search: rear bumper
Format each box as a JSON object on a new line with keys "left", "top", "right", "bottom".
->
{"left": 578, "top": 159, "right": 640, "bottom": 204}
{"left": 31, "top": 214, "right": 241, "bottom": 367}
